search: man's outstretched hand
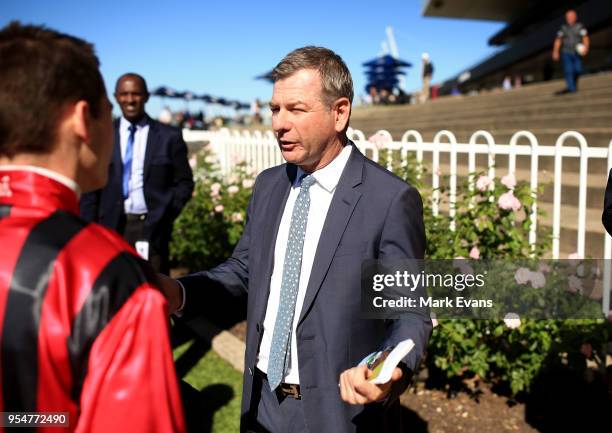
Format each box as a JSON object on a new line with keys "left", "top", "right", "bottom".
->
{"left": 157, "top": 273, "right": 183, "bottom": 314}
{"left": 339, "top": 365, "right": 403, "bottom": 405}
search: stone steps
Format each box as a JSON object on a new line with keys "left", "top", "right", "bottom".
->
{"left": 420, "top": 162, "right": 606, "bottom": 209}
{"left": 355, "top": 80, "right": 612, "bottom": 115}
{"left": 434, "top": 200, "right": 606, "bottom": 258}
{"left": 352, "top": 73, "right": 612, "bottom": 137}
{"left": 355, "top": 90, "right": 612, "bottom": 120}
{"left": 356, "top": 128, "right": 612, "bottom": 151}
{"left": 379, "top": 114, "right": 612, "bottom": 131}
{"left": 350, "top": 72, "right": 612, "bottom": 257}
{"left": 375, "top": 103, "right": 612, "bottom": 126}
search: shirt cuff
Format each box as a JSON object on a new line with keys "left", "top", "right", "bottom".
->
{"left": 174, "top": 279, "right": 187, "bottom": 317}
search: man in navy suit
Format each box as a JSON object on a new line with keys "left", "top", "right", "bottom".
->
{"left": 80, "top": 73, "right": 194, "bottom": 273}
{"left": 602, "top": 170, "right": 612, "bottom": 236}
{"left": 160, "top": 47, "right": 431, "bottom": 432}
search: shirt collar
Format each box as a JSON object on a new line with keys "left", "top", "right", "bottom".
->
{"left": 295, "top": 144, "right": 352, "bottom": 193}
{"left": 0, "top": 165, "right": 80, "bottom": 195}
{"left": 120, "top": 115, "right": 148, "bottom": 131}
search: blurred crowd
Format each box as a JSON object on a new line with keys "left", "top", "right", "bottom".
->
{"left": 155, "top": 105, "right": 270, "bottom": 130}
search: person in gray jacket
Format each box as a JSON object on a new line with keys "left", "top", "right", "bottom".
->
{"left": 160, "top": 46, "right": 431, "bottom": 433}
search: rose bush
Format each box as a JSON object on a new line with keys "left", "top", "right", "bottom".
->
{"left": 170, "top": 145, "right": 254, "bottom": 271}
{"left": 398, "top": 167, "right": 609, "bottom": 397}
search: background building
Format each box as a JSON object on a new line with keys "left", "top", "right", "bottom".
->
{"left": 423, "top": 0, "right": 612, "bottom": 94}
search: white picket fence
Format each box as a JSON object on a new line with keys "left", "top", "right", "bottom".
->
{"left": 183, "top": 127, "right": 612, "bottom": 315}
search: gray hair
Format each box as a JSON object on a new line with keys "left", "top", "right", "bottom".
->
{"left": 271, "top": 46, "right": 354, "bottom": 106}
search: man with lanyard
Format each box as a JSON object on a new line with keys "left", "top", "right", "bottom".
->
{"left": 80, "top": 73, "right": 194, "bottom": 274}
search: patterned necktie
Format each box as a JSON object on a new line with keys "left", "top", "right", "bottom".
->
{"left": 122, "top": 124, "right": 137, "bottom": 199}
{"left": 267, "top": 174, "right": 316, "bottom": 390}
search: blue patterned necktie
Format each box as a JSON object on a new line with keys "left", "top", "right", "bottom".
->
{"left": 122, "top": 124, "right": 137, "bottom": 199}
{"left": 267, "top": 174, "right": 316, "bottom": 390}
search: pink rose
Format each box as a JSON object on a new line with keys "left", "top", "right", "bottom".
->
{"left": 231, "top": 155, "right": 245, "bottom": 164}
{"left": 503, "top": 313, "right": 521, "bottom": 329}
{"left": 469, "top": 246, "right": 480, "bottom": 260}
{"left": 214, "top": 204, "right": 224, "bottom": 213}
{"left": 368, "top": 132, "right": 391, "bottom": 149}
{"left": 231, "top": 212, "right": 243, "bottom": 223}
{"left": 476, "top": 175, "right": 492, "bottom": 192}
{"left": 228, "top": 185, "right": 239, "bottom": 195}
{"left": 538, "top": 263, "right": 551, "bottom": 273}
{"left": 515, "top": 267, "right": 531, "bottom": 285}
{"left": 453, "top": 257, "right": 473, "bottom": 275}
{"left": 453, "top": 256, "right": 465, "bottom": 269}
{"left": 210, "top": 182, "right": 221, "bottom": 194}
{"left": 498, "top": 191, "right": 521, "bottom": 211}
{"left": 529, "top": 271, "right": 546, "bottom": 288}
{"left": 431, "top": 313, "right": 439, "bottom": 328}
{"left": 242, "top": 179, "right": 255, "bottom": 188}
{"left": 501, "top": 173, "right": 516, "bottom": 189}
{"left": 210, "top": 183, "right": 221, "bottom": 200}
{"left": 568, "top": 275, "right": 583, "bottom": 293}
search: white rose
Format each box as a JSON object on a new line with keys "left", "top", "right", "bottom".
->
{"left": 503, "top": 313, "right": 521, "bottom": 329}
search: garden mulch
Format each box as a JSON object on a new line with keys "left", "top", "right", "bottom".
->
{"left": 399, "top": 383, "right": 537, "bottom": 433}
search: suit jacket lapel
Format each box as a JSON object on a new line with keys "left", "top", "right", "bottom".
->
{"left": 252, "top": 164, "right": 297, "bottom": 324}
{"left": 112, "top": 118, "right": 123, "bottom": 193}
{"left": 143, "top": 115, "right": 156, "bottom": 181}
{"left": 297, "top": 144, "right": 364, "bottom": 326}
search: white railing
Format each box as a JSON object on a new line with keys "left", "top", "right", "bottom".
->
{"left": 182, "top": 129, "right": 222, "bottom": 145}
{"left": 184, "top": 127, "right": 612, "bottom": 314}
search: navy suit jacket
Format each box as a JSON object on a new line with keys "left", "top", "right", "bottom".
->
{"left": 80, "top": 116, "right": 194, "bottom": 256}
{"left": 603, "top": 168, "right": 612, "bottom": 236}
{"left": 179, "top": 143, "right": 431, "bottom": 432}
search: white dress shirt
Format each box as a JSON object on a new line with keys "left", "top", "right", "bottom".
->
{"left": 256, "top": 144, "right": 353, "bottom": 384}
{"left": 119, "top": 116, "right": 149, "bottom": 215}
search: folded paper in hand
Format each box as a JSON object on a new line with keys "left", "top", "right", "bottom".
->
{"left": 358, "top": 339, "right": 415, "bottom": 385}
